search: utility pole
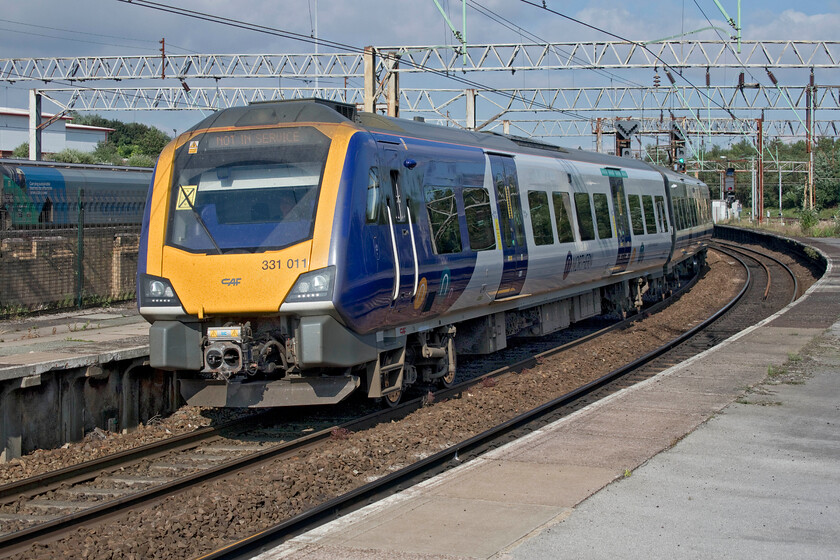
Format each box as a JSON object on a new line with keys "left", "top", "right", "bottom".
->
{"left": 595, "top": 118, "right": 603, "bottom": 153}
{"left": 757, "top": 116, "right": 764, "bottom": 223}
{"left": 806, "top": 69, "right": 816, "bottom": 209}
{"left": 28, "top": 90, "right": 41, "bottom": 161}
{"left": 363, "top": 47, "right": 376, "bottom": 113}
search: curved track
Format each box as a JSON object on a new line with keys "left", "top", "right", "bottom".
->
{"left": 0, "top": 242, "right": 801, "bottom": 559}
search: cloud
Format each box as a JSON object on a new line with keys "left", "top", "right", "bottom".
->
{"left": 745, "top": 9, "right": 840, "bottom": 41}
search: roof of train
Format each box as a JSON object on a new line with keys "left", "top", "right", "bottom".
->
{"left": 0, "top": 158, "right": 152, "bottom": 174}
{"left": 184, "top": 99, "right": 656, "bottom": 173}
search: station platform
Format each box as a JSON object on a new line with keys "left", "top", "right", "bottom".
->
{"left": 261, "top": 238, "right": 840, "bottom": 560}
{"left": 0, "top": 303, "right": 148, "bottom": 383}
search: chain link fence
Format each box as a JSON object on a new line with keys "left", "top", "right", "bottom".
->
{"left": 0, "top": 189, "right": 146, "bottom": 318}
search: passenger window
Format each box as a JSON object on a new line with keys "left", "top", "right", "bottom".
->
{"left": 678, "top": 199, "right": 687, "bottom": 230}
{"left": 463, "top": 187, "right": 496, "bottom": 251}
{"left": 552, "top": 192, "right": 575, "bottom": 243}
{"left": 642, "top": 195, "right": 656, "bottom": 233}
{"left": 574, "top": 193, "right": 595, "bottom": 241}
{"left": 366, "top": 167, "right": 381, "bottom": 223}
{"left": 527, "top": 190, "right": 554, "bottom": 246}
{"left": 655, "top": 196, "right": 668, "bottom": 232}
{"left": 424, "top": 186, "right": 462, "bottom": 254}
{"left": 628, "top": 195, "right": 644, "bottom": 236}
{"left": 593, "top": 193, "right": 613, "bottom": 239}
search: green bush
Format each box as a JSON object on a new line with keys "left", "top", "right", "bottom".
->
{"left": 11, "top": 142, "right": 29, "bottom": 158}
{"left": 52, "top": 149, "right": 97, "bottom": 164}
{"left": 126, "top": 153, "right": 156, "bottom": 168}
{"left": 798, "top": 208, "right": 819, "bottom": 234}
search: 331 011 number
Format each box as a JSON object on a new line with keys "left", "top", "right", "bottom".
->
{"left": 261, "top": 258, "right": 308, "bottom": 270}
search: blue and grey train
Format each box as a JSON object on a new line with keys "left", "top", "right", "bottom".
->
{"left": 0, "top": 159, "right": 151, "bottom": 229}
{"left": 138, "top": 100, "right": 713, "bottom": 407}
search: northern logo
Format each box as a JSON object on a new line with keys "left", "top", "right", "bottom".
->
{"left": 563, "top": 252, "right": 573, "bottom": 279}
{"left": 563, "top": 251, "right": 593, "bottom": 280}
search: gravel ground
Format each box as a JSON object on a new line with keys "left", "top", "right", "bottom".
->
{"left": 2, "top": 248, "right": 816, "bottom": 559}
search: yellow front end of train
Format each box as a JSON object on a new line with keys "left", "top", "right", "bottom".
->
{"left": 138, "top": 103, "right": 364, "bottom": 405}
{"left": 142, "top": 121, "right": 354, "bottom": 317}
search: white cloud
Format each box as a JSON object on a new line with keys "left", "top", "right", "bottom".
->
{"left": 745, "top": 9, "right": 840, "bottom": 40}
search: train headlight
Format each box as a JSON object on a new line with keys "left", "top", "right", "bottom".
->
{"left": 287, "top": 266, "right": 335, "bottom": 302}
{"left": 139, "top": 273, "right": 183, "bottom": 307}
{"left": 148, "top": 280, "right": 171, "bottom": 298}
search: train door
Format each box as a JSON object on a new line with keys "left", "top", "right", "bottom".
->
{"left": 489, "top": 154, "right": 528, "bottom": 299}
{"left": 381, "top": 146, "right": 420, "bottom": 315}
{"left": 606, "top": 170, "right": 632, "bottom": 274}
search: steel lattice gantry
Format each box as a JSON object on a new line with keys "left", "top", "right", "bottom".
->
{"left": 2, "top": 41, "right": 839, "bottom": 82}
{"left": 35, "top": 84, "right": 840, "bottom": 112}
{"left": 34, "top": 85, "right": 839, "bottom": 138}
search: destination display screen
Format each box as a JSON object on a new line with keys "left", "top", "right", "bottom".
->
{"left": 195, "top": 126, "right": 325, "bottom": 152}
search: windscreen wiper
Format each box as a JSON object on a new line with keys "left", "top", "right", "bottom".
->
{"left": 178, "top": 183, "right": 222, "bottom": 255}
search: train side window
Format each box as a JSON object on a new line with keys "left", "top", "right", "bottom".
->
{"left": 424, "top": 186, "right": 462, "bottom": 254}
{"left": 463, "top": 187, "right": 496, "bottom": 251}
{"left": 627, "top": 194, "right": 644, "bottom": 236}
{"left": 654, "top": 196, "right": 668, "bottom": 232}
{"left": 527, "top": 190, "right": 554, "bottom": 246}
{"left": 552, "top": 192, "right": 575, "bottom": 243}
{"left": 674, "top": 198, "right": 685, "bottom": 231}
{"left": 593, "top": 193, "right": 613, "bottom": 239}
{"left": 642, "top": 195, "right": 657, "bottom": 233}
{"left": 573, "top": 192, "right": 595, "bottom": 241}
{"left": 366, "top": 167, "right": 381, "bottom": 223}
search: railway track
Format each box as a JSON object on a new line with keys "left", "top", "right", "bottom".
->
{"left": 0, "top": 242, "right": 803, "bottom": 559}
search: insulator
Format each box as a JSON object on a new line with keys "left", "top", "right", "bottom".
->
{"left": 653, "top": 73, "right": 661, "bottom": 87}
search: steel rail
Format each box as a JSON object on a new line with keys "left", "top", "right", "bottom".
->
{"left": 0, "top": 411, "right": 277, "bottom": 505}
{"left": 713, "top": 240, "right": 798, "bottom": 304}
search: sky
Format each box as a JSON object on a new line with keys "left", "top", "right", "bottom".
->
{"left": 0, "top": 0, "right": 837, "bottom": 140}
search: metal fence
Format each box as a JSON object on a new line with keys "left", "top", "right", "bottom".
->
{"left": 0, "top": 190, "right": 146, "bottom": 318}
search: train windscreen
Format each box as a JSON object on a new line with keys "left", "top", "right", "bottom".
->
{"left": 166, "top": 126, "right": 331, "bottom": 253}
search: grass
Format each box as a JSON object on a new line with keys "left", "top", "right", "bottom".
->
{"left": 736, "top": 398, "right": 783, "bottom": 406}
{"left": 767, "top": 364, "right": 787, "bottom": 377}
{"left": 722, "top": 212, "right": 840, "bottom": 239}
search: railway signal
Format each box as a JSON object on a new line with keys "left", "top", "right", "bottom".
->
{"left": 615, "top": 120, "right": 639, "bottom": 158}
{"left": 670, "top": 122, "right": 686, "bottom": 172}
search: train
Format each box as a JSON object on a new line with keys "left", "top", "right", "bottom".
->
{"left": 137, "top": 99, "right": 713, "bottom": 408}
{"left": 0, "top": 159, "right": 151, "bottom": 229}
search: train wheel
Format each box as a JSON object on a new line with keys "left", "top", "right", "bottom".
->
{"left": 382, "top": 372, "right": 403, "bottom": 408}
{"left": 383, "top": 387, "right": 402, "bottom": 408}
{"left": 437, "top": 338, "right": 457, "bottom": 389}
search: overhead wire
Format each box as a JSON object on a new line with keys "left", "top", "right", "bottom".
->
{"left": 113, "top": 0, "right": 595, "bottom": 123}
{"left": 466, "top": 0, "right": 648, "bottom": 89}
{"left": 0, "top": 17, "right": 196, "bottom": 54}
{"left": 517, "top": 0, "right": 749, "bottom": 127}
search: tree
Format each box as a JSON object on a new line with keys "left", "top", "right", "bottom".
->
{"left": 11, "top": 143, "right": 28, "bottom": 158}
{"left": 814, "top": 138, "right": 840, "bottom": 210}
{"left": 67, "top": 112, "right": 170, "bottom": 161}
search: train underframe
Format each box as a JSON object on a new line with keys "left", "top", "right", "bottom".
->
{"left": 172, "top": 253, "right": 706, "bottom": 408}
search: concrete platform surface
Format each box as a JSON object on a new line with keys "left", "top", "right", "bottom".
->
{"left": 259, "top": 238, "right": 840, "bottom": 560}
{"left": 0, "top": 303, "right": 148, "bottom": 381}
